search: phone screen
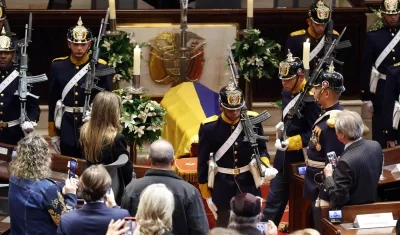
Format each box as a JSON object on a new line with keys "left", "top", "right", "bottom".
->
{"left": 124, "top": 217, "right": 136, "bottom": 235}
{"left": 327, "top": 151, "right": 338, "bottom": 169}
{"left": 256, "top": 222, "right": 268, "bottom": 235}
{"left": 329, "top": 210, "right": 343, "bottom": 224}
{"left": 68, "top": 159, "right": 77, "bottom": 179}
{"left": 297, "top": 165, "right": 306, "bottom": 175}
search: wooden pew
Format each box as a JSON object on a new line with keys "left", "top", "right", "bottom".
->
{"left": 288, "top": 145, "right": 400, "bottom": 232}
{"left": 320, "top": 202, "right": 400, "bottom": 235}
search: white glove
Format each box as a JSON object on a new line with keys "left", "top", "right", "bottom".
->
{"left": 83, "top": 111, "right": 91, "bottom": 123}
{"left": 261, "top": 165, "right": 278, "bottom": 185}
{"left": 363, "top": 101, "right": 374, "bottom": 115}
{"left": 21, "top": 121, "right": 37, "bottom": 135}
{"left": 206, "top": 197, "right": 218, "bottom": 220}
{"left": 51, "top": 136, "right": 61, "bottom": 154}
{"left": 275, "top": 139, "right": 288, "bottom": 151}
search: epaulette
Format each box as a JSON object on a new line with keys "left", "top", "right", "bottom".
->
{"left": 327, "top": 110, "right": 342, "bottom": 128}
{"left": 394, "top": 62, "right": 400, "bottom": 67}
{"left": 290, "top": 29, "right": 306, "bottom": 37}
{"left": 247, "top": 111, "right": 259, "bottom": 117}
{"left": 333, "top": 30, "right": 339, "bottom": 36}
{"left": 202, "top": 115, "right": 218, "bottom": 125}
{"left": 98, "top": 59, "right": 107, "bottom": 65}
{"left": 52, "top": 56, "right": 68, "bottom": 63}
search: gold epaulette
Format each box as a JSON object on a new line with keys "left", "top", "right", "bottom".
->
{"left": 98, "top": 59, "right": 107, "bottom": 65}
{"left": 290, "top": 29, "right": 306, "bottom": 37}
{"left": 327, "top": 110, "right": 342, "bottom": 128}
{"left": 202, "top": 115, "right": 218, "bottom": 125}
{"left": 333, "top": 30, "right": 339, "bottom": 36}
{"left": 394, "top": 62, "right": 400, "bottom": 67}
{"left": 52, "top": 56, "right": 68, "bottom": 63}
{"left": 247, "top": 111, "right": 259, "bottom": 117}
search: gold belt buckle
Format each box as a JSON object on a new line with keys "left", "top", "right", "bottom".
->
{"left": 73, "top": 108, "right": 81, "bottom": 113}
{"left": 0, "top": 121, "right": 8, "bottom": 128}
{"left": 233, "top": 168, "right": 240, "bottom": 175}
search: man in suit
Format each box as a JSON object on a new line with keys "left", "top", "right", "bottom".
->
{"left": 360, "top": 0, "right": 400, "bottom": 149}
{"left": 262, "top": 51, "right": 320, "bottom": 229}
{"left": 304, "top": 62, "right": 345, "bottom": 231}
{"left": 48, "top": 17, "right": 113, "bottom": 158}
{"left": 121, "top": 139, "right": 209, "bottom": 235}
{"left": 323, "top": 110, "right": 383, "bottom": 207}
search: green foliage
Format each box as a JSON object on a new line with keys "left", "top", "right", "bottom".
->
{"left": 231, "top": 29, "right": 281, "bottom": 82}
{"left": 274, "top": 100, "right": 282, "bottom": 109}
{"left": 100, "top": 33, "right": 149, "bottom": 82}
{"left": 368, "top": 8, "right": 384, "bottom": 32}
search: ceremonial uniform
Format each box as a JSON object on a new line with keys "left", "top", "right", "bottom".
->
{"left": 48, "top": 17, "right": 113, "bottom": 158}
{"left": 382, "top": 63, "right": 400, "bottom": 144}
{"left": 262, "top": 52, "right": 320, "bottom": 227}
{"left": 360, "top": 0, "right": 400, "bottom": 148}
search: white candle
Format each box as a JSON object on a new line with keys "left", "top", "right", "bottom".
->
{"left": 247, "top": 0, "right": 253, "bottom": 18}
{"left": 109, "top": 0, "right": 116, "bottom": 19}
{"left": 133, "top": 45, "right": 141, "bottom": 75}
{"left": 303, "top": 38, "right": 310, "bottom": 70}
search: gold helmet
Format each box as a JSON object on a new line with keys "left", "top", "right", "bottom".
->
{"left": 67, "top": 16, "right": 93, "bottom": 44}
{"left": 0, "top": 27, "right": 14, "bottom": 52}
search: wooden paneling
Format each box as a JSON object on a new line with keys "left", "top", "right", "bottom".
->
{"left": 6, "top": 8, "right": 368, "bottom": 103}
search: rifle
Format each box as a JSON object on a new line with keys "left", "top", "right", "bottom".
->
{"left": 282, "top": 27, "right": 348, "bottom": 140}
{"left": 227, "top": 44, "right": 272, "bottom": 176}
{"left": 14, "top": 18, "right": 48, "bottom": 125}
{"left": 82, "top": 9, "right": 115, "bottom": 121}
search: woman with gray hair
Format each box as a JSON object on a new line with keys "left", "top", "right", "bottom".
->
{"left": 8, "top": 134, "right": 78, "bottom": 234}
{"left": 134, "top": 183, "right": 175, "bottom": 235}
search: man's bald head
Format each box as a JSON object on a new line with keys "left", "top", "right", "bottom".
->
{"left": 149, "top": 139, "right": 174, "bottom": 166}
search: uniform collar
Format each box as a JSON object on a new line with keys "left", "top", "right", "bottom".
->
{"left": 292, "top": 79, "right": 306, "bottom": 94}
{"left": 70, "top": 54, "right": 89, "bottom": 66}
{"left": 221, "top": 112, "right": 240, "bottom": 125}
{"left": 307, "top": 26, "right": 323, "bottom": 40}
{"left": 322, "top": 102, "right": 341, "bottom": 112}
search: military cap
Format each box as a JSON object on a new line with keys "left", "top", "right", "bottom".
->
{"left": 67, "top": 16, "right": 93, "bottom": 44}
{"left": 279, "top": 50, "right": 304, "bottom": 80}
{"left": 308, "top": 0, "right": 331, "bottom": 24}
{"left": 0, "top": 27, "right": 14, "bottom": 52}
{"left": 219, "top": 81, "right": 245, "bottom": 110}
{"left": 380, "top": 0, "right": 400, "bottom": 14}
{"left": 312, "top": 62, "right": 345, "bottom": 93}
{"left": 230, "top": 193, "right": 261, "bottom": 217}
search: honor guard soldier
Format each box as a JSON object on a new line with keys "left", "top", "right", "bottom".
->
{"left": 285, "top": 0, "right": 339, "bottom": 71}
{"left": 304, "top": 62, "right": 345, "bottom": 232}
{"left": 261, "top": 51, "right": 320, "bottom": 230}
{"left": 361, "top": 0, "right": 400, "bottom": 148}
{"left": 383, "top": 63, "right": 400, "bottom": 147}
{"left": 0, "top": 29, "right": 39, "bottom": 145}
{"left": 48, "top": 17, "right": 112, "bottom": 158}
{"left": 197, "top": 82, "right": 277, "bottom": 227}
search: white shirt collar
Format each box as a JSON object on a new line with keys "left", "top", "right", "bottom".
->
{"left": 344, "top": 137, "right": 362, "bottom": 150}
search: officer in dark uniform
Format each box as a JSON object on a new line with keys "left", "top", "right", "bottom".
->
{"left": 262, "top": 51, "right": 320, "bottom": 229}
{"left": 0, "top": 29, "right": 39, "bottom": 145}
{"left": 48, "top": 17, "right": 112, "bottom": 158}
{"left": 285, "top": 0, "right": 339, "bottom": 71}
{"left": 361, "top": 0, "right": 400, "bottom": 149}
{"left": 197, "top": 81, "right": 276, "bottom": 227}
{"left": 382, "top": 62, "right": 400, "bottom": 147}
{"left": 304, "top": 62, "right": 345, "bottom": 231}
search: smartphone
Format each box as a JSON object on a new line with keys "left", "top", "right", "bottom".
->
{"left": 68, "top": 159, "right": 77, "bottom": 179}
{"left": 327, "top": 151, "right": 338, "bottom": 169}
{"left": 297, "top": 165, "right": 306, "bottom": 175}
{"left": 124, "top": 217, "right": 136, "bottom": 235}
{"left": 329, "top": 209, "right": 343, "bottom": 224}
{"left": 256, "top": 222, "right": 268, "bottom": 235}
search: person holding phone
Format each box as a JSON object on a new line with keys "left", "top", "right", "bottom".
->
{"left": 303, "top": 64, "right": 345, "bottom": 231}
{"left": 57, "top": 164, "right": 130, "bottom": 235}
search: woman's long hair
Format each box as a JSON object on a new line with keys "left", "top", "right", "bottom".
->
{"left": 9, "top": 134, "right": 51, "bottom": 180}
{"left": 136, "top": 184, "right": 174, "bottom": 235}
{"left": 80, "top": 91, "right": 122, "bottom": 162}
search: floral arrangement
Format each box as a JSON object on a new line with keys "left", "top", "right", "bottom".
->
{"left": 231, "top": 29, "right": 281, "bottom": 82}
{"left": 113, "top": 88, "right": 167, "bottom": 147}
{"left": 368, "top": 8, "right": 383, "bottom": 32}
{"left": 100, "top": 33, "right": 149, "bottom": 83}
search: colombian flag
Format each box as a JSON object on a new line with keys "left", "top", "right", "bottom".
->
{"left": 161, "top": 82, "right": 220, "bottom": 158}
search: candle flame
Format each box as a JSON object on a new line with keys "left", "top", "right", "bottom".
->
{"left": 306, "top": 38, "right": 309, "bottom": 43}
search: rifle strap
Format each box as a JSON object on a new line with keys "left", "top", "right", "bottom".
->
{"left": 0, "top": 70, "right": 19, "bottom": 94}
{"left": 282, "top": 93, "right": 301, "bottom": 120}
{"left": 310, "top": 36, "right": 325, "bottom": 61}
{"left": 375, "top": 30, "right": 400, "bottom": 69}
{"left": 214, "top": 122, "right": 243, "bottom": 162}
{"left": 61, "top": 63, "right": 89, "bottom": 101}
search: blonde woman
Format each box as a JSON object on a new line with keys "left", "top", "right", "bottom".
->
{"left": 80, "top": 91, "right": 133, "bottom": 202}
{"left": 134, "top": 184, "right": 175, "bottom": 235}
{"left": 8, "top": 134, "right": 78, "bottom": 234}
